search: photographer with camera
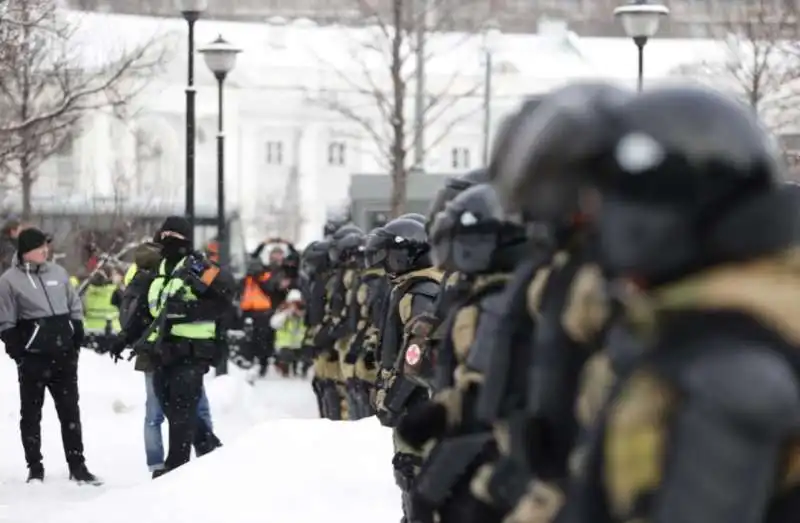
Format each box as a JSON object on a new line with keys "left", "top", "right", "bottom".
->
{"left": 269, "top": 289, "right": 308, "bottom": 377}
{"left": 144, "top": 216, "right": 235, "bottom": 476}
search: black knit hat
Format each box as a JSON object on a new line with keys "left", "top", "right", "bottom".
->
{"left": 17, "top": 227, "right": 49, "bottom": 257}
{"left": 157, "top": 216, "right": 192, "bottom": 243}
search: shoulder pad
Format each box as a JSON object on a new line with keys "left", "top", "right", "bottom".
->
{"left": 562, "top": 263, "right": 609, "bottom": 344}
{"left": 452, "top": 304, "right": 479, "bottom": 359}
{"left": 407, "top": 280, "right": 440, "bottom": 300}
{"left": 679, "top": 343, "right": 800, "bottom": 432}
{"left": 357, "top": 283, "right": 369, "bottom": 304}
{"left": 526, "top": 265, "right": 552, "bottom": 318}
{"left": 445, "top": 271, "right": 461, "bottom": 288}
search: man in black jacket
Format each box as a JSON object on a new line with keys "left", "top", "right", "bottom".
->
{"left": 112, "top": 240, "right": 222, "bottom": 477}
{"left": 145, "top": 216, "right": 235, "bottom": 475}
{"left": 0, "top": 228, "right": 99, "bottom": 484}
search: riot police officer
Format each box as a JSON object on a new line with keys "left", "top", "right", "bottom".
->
{"left": 470, "top": 83, "right": 630, "bottom": 521}
{"left": 371, "top": 217, "right": 443, "bottom": 523}
{"left": 563, "top": 85, "right": 800, "bottom": 523}
{"left": 398, "top": 183, "right": 528, "bottom": 523}
{"left": 343, "top": 228, "right": 389, "bottom": 419}
{"left": 145, "top": 216, "right": 235, "bottom": 476}
{"left": 327, "top": 230, "right": 367, "bottom": 419}
{"left": 316, "top": 224, "right": 364, "bottom": 420}
{"left": 301, "top": 240, "right": 333, "bottom": 417}
{"left": 422, "top": 168, "right": 491, "bottom": 391}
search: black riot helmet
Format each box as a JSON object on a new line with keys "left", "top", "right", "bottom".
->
{"left": 398, "top": 213, "right": 427, "bottom": 225}
{"left": 430, "top": 184, "right": 527, "bottom": 274}
{"left": 494, "top": 83, "right": 632, "bottom": 230}
{"left": 369, "top": 218, "right": 431, "bottom": 276}
{"left": 301, "top": 239, "right": 332, "bottom": 275}
{"left": 488, "top": 96, "right": 543, "bottom": 184}
{"left": 363, "top": 228, "right": 385, "bottom": 269}
{"left": 332, "top": 223, "right": 363, "bottom": 240}
{"left": 328, "top": 231, "right": 365, "bottom": 264}
{"left": 595, "top": 85, "right": 795, "bottom": 286}
{"left": 426, "top": 168, "right": 489, "bottom": 232}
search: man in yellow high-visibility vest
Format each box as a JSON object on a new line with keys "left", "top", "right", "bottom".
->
{"left": 146, "top": 216, "right": 235, "bottom": 476}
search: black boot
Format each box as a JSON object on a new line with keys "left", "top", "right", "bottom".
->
{"left": 152, "top": 469, "right": 167, "bottom": 479}
{"left": 69, "top": 463, "right": 102, "bottom": 486}
{"left": 26, "top": 463, "right": 44, "bottom": 483}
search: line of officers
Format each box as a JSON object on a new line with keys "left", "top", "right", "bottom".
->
{"left": 303, "top": 82, "right": 800, "bottom": 523}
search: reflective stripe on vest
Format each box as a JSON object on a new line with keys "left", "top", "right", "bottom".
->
{"left": 124, "top": 264, "right": 138, "bottom": 286}
{"left": 275, "top": 316, "right": 305, "bottom": 350}
{"left": 240, "top": 273, "right": 272, "bottom": 311}
{"left": 146, "top": 257, "right": 216, "bottom": 341}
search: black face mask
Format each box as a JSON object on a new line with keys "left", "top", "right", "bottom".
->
{"left": 160, "top": 236, "right": 191, "bottom": 263}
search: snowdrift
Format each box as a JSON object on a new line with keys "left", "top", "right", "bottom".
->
{"left": 44, "top": 417, "right": 402, "bottom": 523}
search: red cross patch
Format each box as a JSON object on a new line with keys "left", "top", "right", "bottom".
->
{"left": 405, "top": 344, "right": 422, "bottom": 366}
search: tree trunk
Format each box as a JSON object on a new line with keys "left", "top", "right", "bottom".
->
{"left": 389, "top": 0, "right": 407, "bottom": 218}
{"left": 20, "top": 154, "right": 32, "bottom": 220}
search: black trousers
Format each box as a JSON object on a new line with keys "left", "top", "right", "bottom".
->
{"left": 243, "top": 313, "right": 274, "bottom": 375}
{"left": 152, "top": 358, "right": 210, "bottom": 471}
{"left": 18, "top": 352, "right": 85, "bottom": 469}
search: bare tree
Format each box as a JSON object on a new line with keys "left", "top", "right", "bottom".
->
{"left": 0, "top": 0, "right": 170, "bottom": 218}
{"left": 307, "top": 0, "right": 485, "bottom": 216}
{"left": 675, "top": 0, "right": 800, "bottom": 134}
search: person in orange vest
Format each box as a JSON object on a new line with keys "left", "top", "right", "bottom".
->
{"left": 240, "top": 257, "right": 276, "bottom": 379}
{"left": 205, "top": 240, "right": 219, "bottom": 264}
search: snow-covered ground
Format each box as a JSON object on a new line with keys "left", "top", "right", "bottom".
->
{"left": 0, "top": 351, "right": 400, "bottom": 522}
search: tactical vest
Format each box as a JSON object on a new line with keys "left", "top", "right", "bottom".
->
{"left": 146, "top": 257, "right": 216, "bottom": 341}
{"left": 475, "top": 255, "right": 550, "bottom": 424}
{"left": 350, "top": 268, "right": 385, "bottom": 336}
{"left": 379, "top": 267, "right": 443, "bottom": 369}
{"left": 571, "top": 313, "right": 800, "bottom": 523}
{"left": 429, "top": 271, "right": 468, "bottom": 343}
{"left": 435, "top": 273, "right": 511, "bottom": 390}
{"left": 337, "top": 267, "right": 360, "bottom": 338}
{"left": 305, "top": 271, "right": 329, "bottom": 327}
{"left": 83, "top": 283, "right": 120, "bottom": 332}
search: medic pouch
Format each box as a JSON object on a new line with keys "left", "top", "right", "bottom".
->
{"left": 385, "top": 374, "right": 421, "bottom": 415}
{"left": 414, "top": 432, "right": 493, "bottom": 507}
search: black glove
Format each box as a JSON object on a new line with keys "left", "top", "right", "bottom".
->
{"left": 109, "top": 337, "right": 128, "bottom": 363}
{"left": 70, "top": 320, "right": 85, "bottom": 351}
{"left": 1, "top": 328, "right": 23, "bottom": 362}
{"left": 397, "top": 401, "right": 448, "bottom": 449}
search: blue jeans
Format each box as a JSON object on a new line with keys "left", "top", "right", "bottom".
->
{"left": 144, "top": 371, "right": 213, "bottom": 471}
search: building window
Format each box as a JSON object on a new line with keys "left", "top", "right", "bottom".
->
{"left": 450, "top": 147, "right": 471, "bottom": 169}
{"left": 328, "top": 141, "right": 346, "bottom": 166}
{"left": 265, "top": 141, "right": 284, "bottom": 165}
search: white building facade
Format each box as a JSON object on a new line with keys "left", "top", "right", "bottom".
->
{"left": 25, "top": 11, "right": 736, "bottom": 246}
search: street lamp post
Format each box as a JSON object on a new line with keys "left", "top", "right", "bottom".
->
{"left": 199, "top": 34, "right": 240, "bottom": 379}
{"left": 481, "top": 22, "right": 500, "bottom": 167}
{"left": 199, "top": 34, "right": 241, "bottom": 270}
{"left": 177, "top": 0, "right": 208, "bottom": 238}
{"left": 613, "top": 0, "right": 669, "bottom": 91}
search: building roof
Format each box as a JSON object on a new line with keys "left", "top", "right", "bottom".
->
{"left": 60, "top": 8, "right": 736, "bottom": 90}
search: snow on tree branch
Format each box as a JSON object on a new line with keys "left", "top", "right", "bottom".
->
{"left": 0, "top": 0, "right": 172, "bottom": 217}
{"left": 306, "top": 0, "right": 485, "bottom": 216}
{"left": 675, "top": 0, "right": 800, "bottom": 136}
